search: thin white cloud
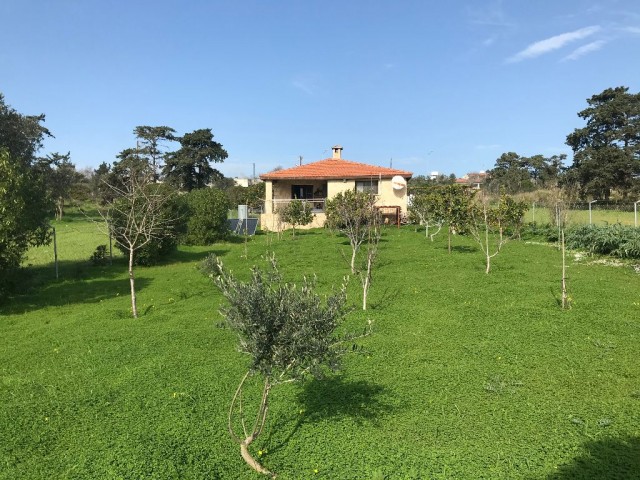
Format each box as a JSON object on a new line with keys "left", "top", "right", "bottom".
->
{"left": 483, "top": 36, "right": 497, "bottom": 47}
{"left": 621, "top": 26, "right": 640, "bottom": 34}
{"left": 467, "top": 1, "right": 513, "bottom": 27}
{"left": 291, "top": 75, "right": 318, "bottom": 95}
{"left": 507, "top": 25, "right": 601, "bottom": 63}
{"left": 562, "top": 40, "right": 607, "bottom": 61}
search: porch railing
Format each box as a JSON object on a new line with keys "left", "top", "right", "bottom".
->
{"left": 271, "top": 198, "right": 326, "bottom": 212}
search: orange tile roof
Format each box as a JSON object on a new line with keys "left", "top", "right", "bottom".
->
{"left": 260, "top": 158, "right": 412, "bottom": 181}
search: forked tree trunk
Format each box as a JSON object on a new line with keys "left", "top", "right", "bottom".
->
{"left": 229, "top": 374, "right": 274, "bottom": 477}
{"left": 129, "top": 248, "right": 138, "bottom": 318}
{"left": 240, "top": 437, "right": 274, "bottom": 477}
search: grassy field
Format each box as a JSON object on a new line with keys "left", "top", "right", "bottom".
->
{"left": 2, "top": 211, "right": 639, "bottom": 479}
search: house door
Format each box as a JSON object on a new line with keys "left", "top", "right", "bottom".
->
{"left": 291, "top": 185, "right": 313, "bottom": 200}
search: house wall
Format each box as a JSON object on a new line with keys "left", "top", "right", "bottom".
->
{"left": 326, "top": 179, "right": 407, "bottom": 212}
{"left": 377, "top": 178, "right": 409, "bottom": 213}
{"left": 326, "top": 179, "right": 355, "bottom": 198}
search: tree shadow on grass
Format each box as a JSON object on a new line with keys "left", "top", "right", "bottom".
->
{"left": 546, "top": 436, "right": 640, "bottom": 480}
{"left": 161, "top": 247, "right": 230, "bottom": 264}
{"left": 450, "top": 245, "right": 478, "bottom": 253}
{"left": 3, "top": 245, "right": 230, "bottom": 314}
{"left": 264, "top": 376, "right": 394, "bottom": 455}
{"left": 297, "top": 375, "right": 394, "bottom": 424}
{"left": 1, "top": 267, "right": 150, "bottom": 315}
{"left": 368, "top": 284, "right": 403, "bottom": 311}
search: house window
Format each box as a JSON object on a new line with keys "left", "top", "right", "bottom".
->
{"left": 291, "top": 185, "right": 313, "bottom": 199}
{"left": 355, "top": 180, "right": 378, "bottom": 194}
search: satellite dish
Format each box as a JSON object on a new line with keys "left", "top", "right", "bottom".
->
{"left": 391, "top": 175, "right": 407, "bottom": 190}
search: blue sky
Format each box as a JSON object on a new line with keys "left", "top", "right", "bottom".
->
{"left": 1, "top": 0, "right": 639, "bottom": 178}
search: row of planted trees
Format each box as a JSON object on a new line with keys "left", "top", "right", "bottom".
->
{"left": 408, "top": 185, "right": 529, "bottom": 273}
{"left": 271, "top": 191, "right": 382, "bottom": 310}
{"left": 200, "top": 186, "right": 535, "bottom": 477}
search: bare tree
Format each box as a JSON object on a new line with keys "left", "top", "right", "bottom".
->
{"left": 100, "top": 172, "right": 180, "bottom": 318}
{"left": 469, "top": 195, "right": 503, "bottom": 274}
{"left": 360, "top": 210, "right": 381, "bottom": 310}
{"left": 561, "top": 229, "right": 570, "bottom": 309}
{"left": 325, "top": 190, "right": 378, "bottom": 273}
{"left": 468, "top": 193, "right": 528, "bottom": 274}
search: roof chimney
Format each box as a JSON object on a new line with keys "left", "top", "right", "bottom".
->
{"left": 332, "top": 145, "right": 343, "bottom": 160}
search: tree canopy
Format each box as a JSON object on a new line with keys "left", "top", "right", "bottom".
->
{"left": 163, "top": 128, "right": 228, "bottom": 191}
{"left": 0, "top": 94, "right": 54, "bottom": 275}
{"left": 486, "top": 152, "right": 565, "bottom": 194}
{"left": 566, "top": 86, "right": 640, "bottom": 200}
{"left": 133, "top": 126, "right": 176, "bottom": 180}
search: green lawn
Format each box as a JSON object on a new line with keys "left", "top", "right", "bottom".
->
{"left": 2, "top": 214, "right": 639, "bottom": 479}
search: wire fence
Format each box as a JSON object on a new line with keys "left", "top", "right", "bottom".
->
{"left": 524, "top": 202, "right": 640, "bottom": 227}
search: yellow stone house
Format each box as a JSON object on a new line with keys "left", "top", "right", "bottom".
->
{"left": 259, "top": 146, "right": 413, "bottom": 230}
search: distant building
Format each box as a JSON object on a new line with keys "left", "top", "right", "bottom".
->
{"left": 455, "top": 171, "right": 487, "bottom": 189}
{"left": 233, "top": 177, "right": 261, "bottom": 188}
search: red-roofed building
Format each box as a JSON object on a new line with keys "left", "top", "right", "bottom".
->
{"left": 259, "top": 145, "right": 412, "bottom": 230}
{"left": 455, "top": 171, "right": 487, "bottom": 189}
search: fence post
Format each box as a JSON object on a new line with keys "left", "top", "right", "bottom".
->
{"left": 53, "top": 227, "right": 59, "bottom": 279}
{"left": 532, "top": 202, "right": 536, "bottom": 223}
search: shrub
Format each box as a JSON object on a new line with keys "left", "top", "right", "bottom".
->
{"left": 520, "top": 222, "right": 559, "bottom": 242}
{"left": 565, "top": 224, "right": 640, "bottom": 259}
{"left": 89, "top": 245, "right": 108, "bottom": 266}
{"left": 276, "top": 199, "right": 314, "bottom": 237}
{"left": 183, "top": 188, "right": 230, "bottom": 245}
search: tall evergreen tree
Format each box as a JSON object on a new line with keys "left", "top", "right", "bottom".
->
{"left": 162, "top": 128, "right": 228, "bottom": 191}
{"left": 566, "top": 86, "right": 640, "bottom": 200}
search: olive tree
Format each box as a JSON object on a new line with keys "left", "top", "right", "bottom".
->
{"left": 203, "top": 255, "right": 369, "bottom": 477}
